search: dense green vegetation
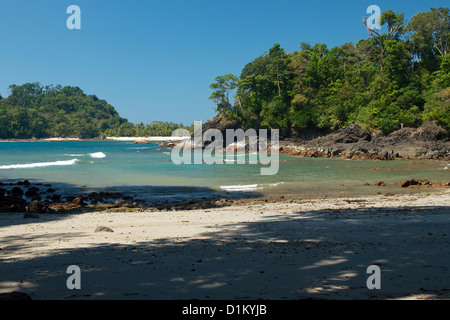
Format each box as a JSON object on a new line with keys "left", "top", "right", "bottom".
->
{"left": 209, "top": 8, "right": 450, "bottom": 137}
{"left": 0, "top": 83, "right": 192, "bottom": 139}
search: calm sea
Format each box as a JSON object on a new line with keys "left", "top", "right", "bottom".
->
{"left": 0, "top": 141, "right": 448, "bottom": 203}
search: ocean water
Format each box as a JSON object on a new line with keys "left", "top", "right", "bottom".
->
{"left": 0, "top": 141, "right": 448, "bottom": 202}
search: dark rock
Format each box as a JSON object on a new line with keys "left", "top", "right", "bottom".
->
{"left": 411, "top": 121, "right": 448, "bottom": 141}
{"left": 27, "top": 200, "right": 41, "bottom": 213}
{"left": 280, "top": 122, "right": 450, "bottom": 161}
{"left": 51, "top": 194, "right": 61, "bottom": 202}
{"left": 95, "top": 226, "right": 114, "bottom": 233}
{"left": 328, "top": 123, "right": 372, "bottom": 144}
{"left": 9, "top": 205, "right": 23, "bottom": 212}
{"left": 23, "top": 180, "right": 30, "bottom": 186}
{"left": 72, "top": 197, "right": 85, "bottom": 206}
{"left": 400, "top": 179, "right": 417, "bottom": 188}
{"left": 374, "top": 181, "right": 385, "bottom": 187}
{"left": 0, "top": 291, "right": 32, "bottom": 300}
{"left": 399, "top": 179, "right": 435, "bottom": 188}
{"left": 25, "top": 187, "right": 40, "bottom": 198}
{"left": 11, "top": 187, "right": 24, "bottom": 197}
{"left": 110, "top": 193, "right": 123, "bottom": 199}
{"left": 46, "top": 188, "right": 56, "bottom": 193}
{"left": 115, "top": 200, "right": 126, "bottom": 207}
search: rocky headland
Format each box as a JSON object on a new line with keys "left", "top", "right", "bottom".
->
{"left": 280, "top": 122, "right": 450, "bottom": 161}
{"left": 158, "top": 116, "right": 449, "bottom": 161}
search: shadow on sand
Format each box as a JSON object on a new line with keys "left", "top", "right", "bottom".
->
{"left": 0, "top": 201, "right": 449, "bottom": 300}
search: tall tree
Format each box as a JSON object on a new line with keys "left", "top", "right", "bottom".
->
{"left": 363, "top": 9, "right": 406, "bottom": 71}
{"left": 209, "top": 74, "right": 240, "bottom": 115}
{"left": 406, "top": 8, "right": 450, "bottom": 58}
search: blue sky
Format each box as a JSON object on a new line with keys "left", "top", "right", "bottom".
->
{"left": 0, "top": 0, "right": 448, "bottom": 125}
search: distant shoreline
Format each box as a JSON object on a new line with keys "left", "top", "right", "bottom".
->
{"left": 0, "top": 136, "right": 188, "bottom": 142}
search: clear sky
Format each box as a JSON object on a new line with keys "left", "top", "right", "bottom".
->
{"left": 0, "top": 0, "right": 448, "bottom": 125}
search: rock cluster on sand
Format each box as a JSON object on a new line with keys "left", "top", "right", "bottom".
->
{"left": 0, "top": 181, "right": 149, "bottom": 214}
{"left": 398, "top": 179, "right": 450, "bottom": 188}
{"left": 2, "top": 177, "right": 448, "bottom": 215}
{"left": 1, "top": 181, "right": 234, "bottom": 215}
{"left": 280, "top": 122, "right": 449, "bottom": 160}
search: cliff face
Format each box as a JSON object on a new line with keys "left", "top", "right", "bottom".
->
{"left": 280, "top": 122, "right": 450, "bottom": 160}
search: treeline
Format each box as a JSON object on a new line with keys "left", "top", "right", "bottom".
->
{"left": 209, "top": 8, "right": 450, "bottom": 136}
{"left": 0, "top": 83, "right": 192, "bottom": 139}
{"left": 103, "top": 121, "right": 194, "bottom": 137}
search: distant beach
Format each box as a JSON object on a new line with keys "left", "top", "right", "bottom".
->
{"left": 0, "top": 136, "right": 187, "bottom": 143}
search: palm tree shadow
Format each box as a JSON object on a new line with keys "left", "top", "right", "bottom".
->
{"left": 0, "top": 204, "right": 449, "bottom": 300}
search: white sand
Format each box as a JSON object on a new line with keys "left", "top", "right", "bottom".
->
{"left": 106, "top": 136, "right": 189, "bottom": 141}
{"left": 0, "top": 191, "right": 449, "bottom": 300}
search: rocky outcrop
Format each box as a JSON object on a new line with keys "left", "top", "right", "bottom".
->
{"left": 0, "top": 182, "right": 148, "bottom": 214}
{"left": 397, "top": 179, "right": 450, "bottom": 188}
{"left": 281, "top": 122, "right": 450, "bottom": 161}
{"left": 0, "top": 186, "right": 27, "bottom": 212}
{"left": 95, "top": 226, "right": 114, "bottom": 233}
{"left": 159, "top": 114, "right": 241, "bottom": 150}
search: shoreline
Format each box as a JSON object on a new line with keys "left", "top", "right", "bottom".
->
{"left": 2, "top": 177, "right": 449, "bottom": 215}
{"left": 1, "top": 190, "right": 449, "bottom": 300}
{"left": 0, "top": 136, "right": 187, "bottom": 143}
{"left": 1, "top": 127, "right": 449, "bottom": 163}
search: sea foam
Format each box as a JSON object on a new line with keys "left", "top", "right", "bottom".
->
{"left": 89, "top": 152, "right": 106, "bottom": 158}
{"left": 0, "top": 159, "right": 79, "bottom": 170}
{"left": 220, "top": 184, "right": 261, "bottom": 192}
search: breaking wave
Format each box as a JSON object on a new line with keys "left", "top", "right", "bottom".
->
{"left": 89, "top": 152, "right": 106, "bottom": 158}
{"left": 0, "top": 159, "right": 79, "bottom": 170}
{"left": 220, "top": 184, "right": 262, "bottom": 192}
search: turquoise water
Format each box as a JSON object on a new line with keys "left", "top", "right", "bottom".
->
{"left": 0, "top": 141, "right": 449, "bottom": 201}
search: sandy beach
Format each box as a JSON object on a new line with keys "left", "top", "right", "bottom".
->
{"left": 105, "top": 137, "right": 188, "bottom": 142}
{"left": 0, "top": 137, "right": 187, "bottom": 142}
{"left": 0, "top": 191, "right": 449, "bottom": 300}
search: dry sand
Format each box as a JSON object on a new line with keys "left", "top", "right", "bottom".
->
{"left": 0, "top": 191, "right": 449, "bottom": 300}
